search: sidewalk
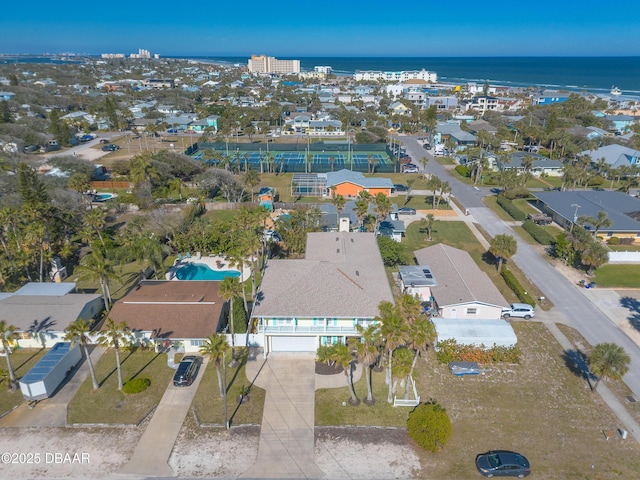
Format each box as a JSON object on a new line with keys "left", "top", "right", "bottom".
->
{"left": 117, "top": 356, "right": 209, "bottom": 478}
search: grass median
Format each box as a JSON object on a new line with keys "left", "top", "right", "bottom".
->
{"left": 0, "top": 348, "right": 46, "bottom": 416}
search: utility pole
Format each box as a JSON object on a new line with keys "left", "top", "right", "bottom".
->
{"left": 571, "top": 203, "right": 581, "bottom": 232}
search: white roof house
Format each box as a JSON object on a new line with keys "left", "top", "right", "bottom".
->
{"left": 432, "top": 318, "right": 517, "bottom": 348}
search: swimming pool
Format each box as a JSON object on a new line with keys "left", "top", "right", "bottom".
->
{"left": 175, "top": 262, "right": 241, "bottom": 281}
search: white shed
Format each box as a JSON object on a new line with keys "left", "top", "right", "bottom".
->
{"left": 432, "top": 318, "right": 517, "bottom": 348}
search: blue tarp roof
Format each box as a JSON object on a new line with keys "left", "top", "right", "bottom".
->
{"left": 20, "top": 342, "right": 73, "bottom": 385}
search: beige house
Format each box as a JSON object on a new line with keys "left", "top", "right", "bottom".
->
{"left": 252, "top": 232, "right": 394, "bottom": 353}
{"left": 414, "top": 244, "right": 508, "bottom": 320}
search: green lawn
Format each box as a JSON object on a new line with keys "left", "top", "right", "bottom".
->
{"left": 191, "top": 349, "right": 265, "bottom": 426}
{"left": 67, "top": 348, "right": 175, "bottom": 424}
{"left": 512, "top": 198, "right": 538, "bottom": 215}
{"left": 0, "top": 348, "right": 46, "bottom": 415}
{"left": 595, "top": 264, "right": 640, "bottom": 288}
{"left": 608, "top": 244, "right": 640, "bottom": 252}
{"left": 401, "top": 195, "right": 452, "bottom": 210}
{"left": 315, "top": 368, "right": 409, "bottom": 427}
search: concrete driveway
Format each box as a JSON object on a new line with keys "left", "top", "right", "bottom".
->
{"left": 242, "top": 352, "right": 324, "bottom": 479}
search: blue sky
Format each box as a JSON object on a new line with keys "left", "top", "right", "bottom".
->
{"left": 2, "top": 0, "right": 640, "bottom": 57}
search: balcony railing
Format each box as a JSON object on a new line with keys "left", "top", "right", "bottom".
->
{"left": 258, "top": 325, "right": 360, "bottom": 335}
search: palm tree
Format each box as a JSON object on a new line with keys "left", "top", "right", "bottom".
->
{"left": 0, "top": 320, "right": 18, "bottom": 390}
{"left": 426, "top": 176, "right": 442, "bottom": 209}
{"left": 351, "top": 324, "right": 380, "bottom": 405}
{"left": 83, "top": 207, "right": 107, "bottom": 247}
{"left": 64, "top": 319, "right": 99, "bottom": 390}
{"left": 78, "top": 249, "right": 115, "bottom": 311}
{"left": 422, "top": 214, "right": 435, "bottom": 241}
{"left": 219, "top": 276, "right": 243, "bottom": 359}
{"left": 407, "top": 317, "right": 436, "bottom": 378}
{"left": 377, "top": 301, "right": 408, "bottom": 403}
{"left": 589, "top": 343, "right": 630, "bottom": 390}
{"left": 331, "top": 342, "right": 360, "bottom": 405}
{"left": 354, "top": 198, "right": 370, "bottom": 231}
{"left": 578, "top": 211, "right": 613, "bottom": 238}
{"left": 331, "top": 194, "right": 346, "bottom": 226}
{"left": 489, "top": 234, "right": 517, "bottom": 273}
{"left": 373, "top": 193, "right": 392, "bottom": 234}
{"left": 199, "top": 333, "right": 230, "bottom": 398}
{"left": 97, "top": 318, "right": 130, "bottom": 390}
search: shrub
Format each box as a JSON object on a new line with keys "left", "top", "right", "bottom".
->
{"left": 608, "top": 236, "right": 620, "bottom": 245}
{"left": 407, "top": 401, "right": 452, "bottom": 452}
{"left": 496, "top": 195, "right": 526, "bottom": 221}
{"left": 122, "top": 378, "right": 150, "bottom": 394}
{"left": 377, "top": 235, "right": 410, "bottom": 266}
{"left": 501, "top": 268, "right": 536, "bottom": 306}
{"left": 501, "top": 187, "right": 531, "bottom": 200}
{"left": 232, "top": 300, "right": 247, "bottom": 334}
{"left": 588, "top": 175, "right": 605, "bottom": 187}
{"left": 455, "top": 165, "right": 470, "bottom": 177}
{"left": 435, "top": 339, "right": 521, "bottom": 364}
{"left": 522, "top": 220, "right": 556, "bottom": 245}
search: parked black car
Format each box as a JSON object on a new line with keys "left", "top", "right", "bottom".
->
{"left": 476, "top": 450, "right": 531, "bottom": 478}
{"left": 393, "top": 184, "right": 409, "bottom": 192}
{"left": 101, "top": 143, "right": 120, "bottom": 152}
{"left": 173, "top": 355, "right": 202, "bottom": 387}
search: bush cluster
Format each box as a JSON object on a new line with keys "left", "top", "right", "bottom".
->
{"left": 501, "top": 269, "right": 536, "bottom": 304}
{"left": 608, "top": 236, "right": 620, "bottom": 245}
{"left": 501, "top": 187, "right": 531, "bottom": 200}
{"left": 496, "top": 195, "right": 526, "bottom": 221}
{"left": 501, "top": 268, "right": 536, "bottom": 306}
{"left": 407, "top": 401, "right": 452, "bottom": 453}
{"left": 454, "top": 165, "right": 470, "bottom": 177}
{"left": 122, "top": 377, "right": 151, "bottom": 394}
{"left": 435, "top": 339, "right": 522, "bottom": 364}
{"left": 522, "top": 220, "right": 556, "bottom": 245}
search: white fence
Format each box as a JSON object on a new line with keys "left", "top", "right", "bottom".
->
{"left": 608, "top": 252, "right": 640, "bottom": 264}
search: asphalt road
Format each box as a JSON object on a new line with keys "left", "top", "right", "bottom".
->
{"left": 400, "top": 135, "right": 640, "bottom": 398}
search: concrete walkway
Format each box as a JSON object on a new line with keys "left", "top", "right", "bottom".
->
{"left": 118, "top": 356, "right": 209, "bottom": 478}
{"left": 0, "top": 346, "right": 106, "bottom": 428}
{"left": 242, "top": 352, "right": 324, "bottom": 479}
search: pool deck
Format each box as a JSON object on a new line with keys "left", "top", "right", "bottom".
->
{"left": 165, "top": 254, "right": 251, "bottom": 282}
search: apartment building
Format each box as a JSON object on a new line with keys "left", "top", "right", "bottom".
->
{"left": 248, "top": 55, "right": 301, "bottom": 74}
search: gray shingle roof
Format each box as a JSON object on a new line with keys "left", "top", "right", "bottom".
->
{"left": 252, "top": 232, "right": 393, "bottom": 318}
{"left": 532, "top": 190, "right": 640, "bottom": 233}
{"left": 413, "top": 244, "right": 507, "bottom": 307}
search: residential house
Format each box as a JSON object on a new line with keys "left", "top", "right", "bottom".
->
{"left": 435, "top": 123, "right": 476, "bottom": 152}
{"left": 498, "top": 152, "right": 563, "bottom": 176}
{"left": 107, "top": 280, "right": 227, "bottom": 353}
{"left": 0, "top": 283, "right": 103, "bottom": 349}
{"left": 579, "top": 144, "right": 640, "bottom": 169}
{"left": 389, "top": 101, "right": 411, "bottom": 115}
{"left": 308, "top": 119, "right": 344, "bottom": 136}
{"left": 531, "top": 190, "right": 640, "bottom": 242}
{"left": 325, "top": 169, "right": 393, "bottom": 198}
{"left": 251, "top": 232, "right": 394, "bottom": 353}
{"left": 424, "top": 96, "right": 458, "bottom": 111}
{"left": 397, "top": 265, "right": 437, "bottom": 302}
{"left": 467, "top": 119, "right": 497, "bottom": 136}
{"left": 466, "top": 96, "right": 499, "bottom": 115}
{"left": 604, "top": 114, "right": 636, "bottom": 133}
{"left": 533, "top": 90, "right": 570, "bottom": 106}
{"left": 0, "top": 91, "right": 16, "bottom": 101}
{"left": 412, "top": 244, "right": 516, "bottom": 348}
{"left": 33, "top": 78, "right": 57, "bottom": 87}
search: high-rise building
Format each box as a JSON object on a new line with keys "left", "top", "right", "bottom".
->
{"left": 248, "top": 55, "right": 301, "bottom": 74}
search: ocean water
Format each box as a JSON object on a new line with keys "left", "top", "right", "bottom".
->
{"left": 187, "top": 56, "right": 640, "bottom": 97}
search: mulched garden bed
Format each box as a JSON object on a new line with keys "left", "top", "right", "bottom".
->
{"left": 315, "top": 361, "right": 344, "bottom": 375}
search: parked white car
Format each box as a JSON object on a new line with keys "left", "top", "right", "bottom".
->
{"left": 501, "top": 303, "right": 534, "bottom": 319}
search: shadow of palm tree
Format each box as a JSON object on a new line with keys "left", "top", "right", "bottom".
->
{"left": 13, "top": 348, "right": 45, "bottom": 371}
{"left": 620, "top": 296, "right": 640, "bottom": 333}
{"left": 562, "top": 349, "right": 596, "bottom": 388}
{"left": 98, "top": 348, "right": 136, "bottom": 387}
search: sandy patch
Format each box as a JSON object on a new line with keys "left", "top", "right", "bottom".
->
{"left": 169, "top": 425, "right": 259, "bottom": 477}
{"left": 0, "top": 427, "right": 141, "bottom": 479}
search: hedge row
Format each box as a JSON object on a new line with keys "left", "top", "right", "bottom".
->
{"left": 522, "top": 220, "right": 556, "bottom": 245}
{"left": 435, "top": 339, "right": 522, "bottom": 364}
{"left": 501, "top": 268, "right": 536, "bottom": 306}
{"left": 455, "top": 165, "right": 470, "bottom": 177}
{"left": 496, "top": 195, "right": 526, "bottom": 221}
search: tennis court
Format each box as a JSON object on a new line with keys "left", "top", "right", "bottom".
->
{"left": 193, "top": 142, "right": 395, "bottom": 173}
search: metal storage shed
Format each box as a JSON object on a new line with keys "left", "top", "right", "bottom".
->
{"left": 432, "top": 318, "right": 517, "bottom": 348}
{"left": 19, "top": 342, "right": 82, "bottom": 402}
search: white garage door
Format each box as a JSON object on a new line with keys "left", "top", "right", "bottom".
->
{"left": 270, "top": 336, "right": 317, "bottom": 352}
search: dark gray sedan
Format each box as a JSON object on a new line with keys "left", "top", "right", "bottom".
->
{"left": 398, "top": 207, "right": 416, "bottom": 215}
{"left": 476, "top": 450, "right": 530, "bottom": 478}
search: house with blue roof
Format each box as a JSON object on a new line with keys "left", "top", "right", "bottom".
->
{"left": 604, "top": 114, "right": 636, "bottom": 134}
{"left": 533, "top": 90, "right": 570, "bottom": 105}
{"left": 325, "top": 169, "right": 393, "bottom": 198}
{"left": 498, "top": 152, "right": 563, "bottom": 177}
{"left": 0, "top": 91, "right": 16, "bottom": 101}
{"left": 532, "top": 190, "right": 640, "bottom": 242}
{"left": 580, "top": 144, "right": 640, "bottom": 169}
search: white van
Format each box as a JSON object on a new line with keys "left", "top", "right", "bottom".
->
{"left": 501, "top": 303, "right": 534, "bottom": 319}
